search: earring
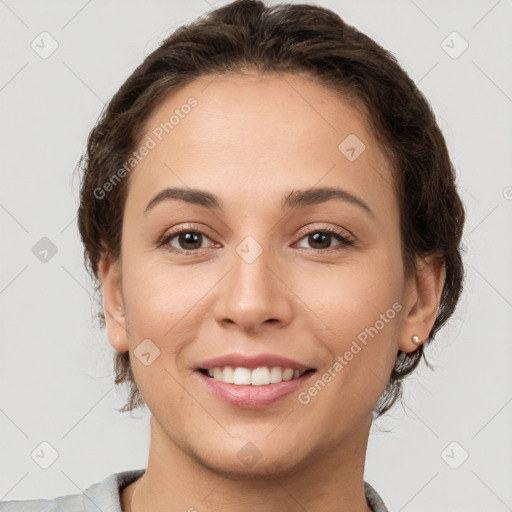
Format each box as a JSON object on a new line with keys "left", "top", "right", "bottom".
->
{"left": 411, "top": 335, "right": 422, "bottom": 346}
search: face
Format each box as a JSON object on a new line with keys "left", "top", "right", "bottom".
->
{"left": 100, "top": 71, "right": 438, "bottom": 477}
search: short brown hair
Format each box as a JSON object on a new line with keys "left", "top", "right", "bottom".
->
{"left": 76, "top": 0, "right": 465, "bottom": 416}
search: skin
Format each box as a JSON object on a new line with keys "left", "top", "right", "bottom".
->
{"left": 99, "top": 71, "right": 445, "bottom": 512}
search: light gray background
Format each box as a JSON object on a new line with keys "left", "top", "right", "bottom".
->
{"left": 1, "top": 0, "right": 511, "bottom": 510}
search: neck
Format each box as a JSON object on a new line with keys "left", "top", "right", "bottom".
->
{"left": 124, "top": 414, "right": 373, "bottom": 512}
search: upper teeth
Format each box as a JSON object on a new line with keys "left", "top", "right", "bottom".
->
{"left": 205, "top": 366, "right": 307, "bottom": 385}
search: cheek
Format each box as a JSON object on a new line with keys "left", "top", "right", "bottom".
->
{"left": 295, "top": 252, "right": 403, "bottom": 392}
{"left": 121, "top": 253, "right": 214, "bottom": 338}
{"left": 297, "top": 251, "right": 403, "bottom": 334}
{"left": 294, "top": 269, "right": 402, "bottom": 435}
{"left": 120, "top": 257, "right": 199, "bottom": 410}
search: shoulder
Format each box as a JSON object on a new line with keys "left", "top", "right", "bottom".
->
{"left": 0, "top": 495, "right": 83, "bottom": 512}
{"left": 0, "top": 469, "right": 146, "bottom": 512}
{"left": 364, "top": 481, "right": 390, "bottom": 512}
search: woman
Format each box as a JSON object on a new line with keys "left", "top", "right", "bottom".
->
{"left": 1, "top": 0, "right": 464, "bottom": 510}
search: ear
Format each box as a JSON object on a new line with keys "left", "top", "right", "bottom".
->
{"left": 98, "top": 251, "right": 129, "bottom": 352}
{"left": 399, "top": 252, "right": 446, "bottom": 353}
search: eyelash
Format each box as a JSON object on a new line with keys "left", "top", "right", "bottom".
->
{"left": 158, "top": 225, "right": 355, "bottom": 254}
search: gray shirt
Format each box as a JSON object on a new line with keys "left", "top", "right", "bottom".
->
{"left": 0, "top": 469, "right": 390, "bottom": 511}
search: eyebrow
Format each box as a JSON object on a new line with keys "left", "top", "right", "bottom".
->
{"left": 144, "top": 186, "right": 373, "bottom": 217}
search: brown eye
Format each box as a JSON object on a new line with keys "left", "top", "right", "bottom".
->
{"left": 296, "top": 229, "right": 354, "bottom": 251}
{"left": 307, "top": 232, "right": 333, "bottom": 250}
{"left": 161, "top": 230, "right": 213, "bottom": 252}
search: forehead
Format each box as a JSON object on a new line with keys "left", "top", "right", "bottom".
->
{"left": 125, "top": 71, "right": 395, "bottom": 218}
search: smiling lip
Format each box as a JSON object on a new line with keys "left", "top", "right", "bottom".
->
{"left": 197, "top": 353, "right": 313, "bottom": 371}
{"left": 196, "top": 369, "right": 316, "bottom": 408}
{"left": 195, "top": 352, "right": 316, "bottom": 408}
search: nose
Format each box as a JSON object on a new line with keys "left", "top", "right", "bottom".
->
{"left": 212, "top": 242, "right": 294, "bottom": 333}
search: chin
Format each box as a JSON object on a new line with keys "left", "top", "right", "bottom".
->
{"left": 175, "top": 428, "right": 309, "bottom": 480}
{"left": 197, "top": 449, "right": 308, "bottom": 480}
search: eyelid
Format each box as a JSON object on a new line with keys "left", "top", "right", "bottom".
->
{"left": 294, "top": 223, "right": 354, "bottom": 243}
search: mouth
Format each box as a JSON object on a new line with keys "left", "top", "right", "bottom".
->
{"left": 198, "top": 366, "right": 316, "bottom": 385}
{"left": 194, "top": 353, "right": 317, "bottom": 408}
